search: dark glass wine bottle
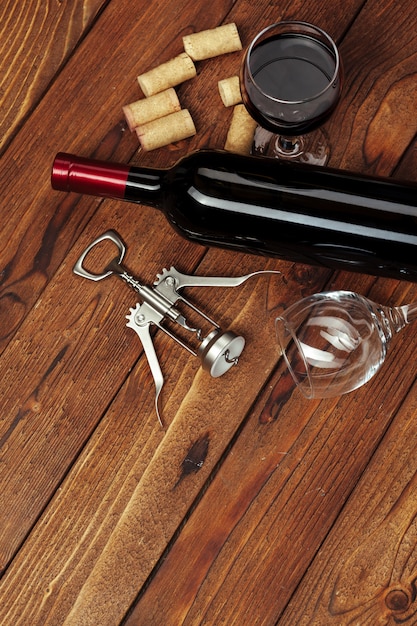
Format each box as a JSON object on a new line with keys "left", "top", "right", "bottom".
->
{"left": 52, "top": 150, "right": 417, "bottom": 282}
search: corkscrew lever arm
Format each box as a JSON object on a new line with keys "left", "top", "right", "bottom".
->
{"left": 125, "top": 303, "right": 165, "bottom": 427}
{"left": 154, "top": 266, "right": 281, "bottom": 293}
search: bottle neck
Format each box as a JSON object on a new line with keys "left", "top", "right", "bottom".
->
{"left": 124, "top": 167, "right": 163, "bottom": 207}
{"left": 51, "top": 152, "right": 163, "bottom": 207}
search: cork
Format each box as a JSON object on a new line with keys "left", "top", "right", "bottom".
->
{"left": 225, "top": 104, "right": 258, "bottom": 155}
{"left": 183, "top": 23, "right": 242, "bottom": 61}
{"left": 218, "top": 76, "right": 242, "bottom": 107}
{"left": 123, "top": 89, "right": 181, "bottom": 131}
{"left": 136, "top": 109, "right": 196, "bottom": 151}
{"left": 137, "top": 53, "right": 196, "bottom": 97}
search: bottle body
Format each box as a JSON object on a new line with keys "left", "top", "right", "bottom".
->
{"left": 52, "top": 149, "right": 417, "bottom": 282}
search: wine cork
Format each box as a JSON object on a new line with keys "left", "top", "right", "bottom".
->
{"left": 137, "top": 53, "right": 196, "bottom": 97}
{"left": 218, "top": 76, "right": 242, "bottom": 107}
{"left": 136, "top": 109, "right": 196, "bottom": 151}
{"left": 183, "top": 23, "right": 242, "bottom": 61}
{"left": 123, "top": 88, "right": 181, "bottom": 131}
{"left": 225, "top": 105, "right": 258, "bottom": 155}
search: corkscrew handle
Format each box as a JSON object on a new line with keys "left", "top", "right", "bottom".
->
{"left": 73, "top": 230, "right": 126, "bottom": 281}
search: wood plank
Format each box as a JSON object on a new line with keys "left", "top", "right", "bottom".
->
{"left": 279, "top": 89, "right": 417, "bottom": 626}
{"left": 0, "top": 0, "right": 236, "bottom": 574}
{"left": 0, "top": 0, "right": 364, "bottom": 575}
{"left": 122, "top": 1, "right": 417, "bottom": 620}
{"left": 280, "top": 372, "right": 417, "bottom": 624}
{"left": 2, "top": 0, "right": 417, "bottom": 625}
{"left": 0, "top": 0, "right": 107, "bottom": 156}
{"left": 329, "top": 0, "right": 417, "bottom": 174}
{"left": 122, "top": 274, "right": 417, "bottom": 626}
{"left": 0, "top": 0, "right": 237, "bottom": 355}
{"left": 0, "top": 249, "right": 288, "bottom": 625}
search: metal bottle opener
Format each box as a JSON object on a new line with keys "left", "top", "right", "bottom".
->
{"left": 73, "top": 230, "right": 279, "bottom": 426}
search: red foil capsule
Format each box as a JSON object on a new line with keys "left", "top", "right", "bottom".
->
{"left": 51, "top": 153, "right": 129, "bottom": 199}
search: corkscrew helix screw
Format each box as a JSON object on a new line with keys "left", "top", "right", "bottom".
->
{"left": 73, "top": 230, "right": 279, "bottom": 426}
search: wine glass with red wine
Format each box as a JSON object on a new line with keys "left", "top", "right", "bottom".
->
{"left": 241, "top": 21, "right": 342, "bottom": 164}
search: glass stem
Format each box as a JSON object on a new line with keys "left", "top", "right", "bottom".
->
{"left": 400, "top": 302, "right": 417, "bottom": 325}
{"left": 279, "top": 137, "right": 298, "bottom": 151}
{"left": 276, "top": 135, "right": 304, "bottom": 156}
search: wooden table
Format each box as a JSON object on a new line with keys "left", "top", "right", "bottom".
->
{"left": 2, "top": 1, "right": 417, "bottom": 624}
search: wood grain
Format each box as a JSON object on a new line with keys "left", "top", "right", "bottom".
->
{"left": 0, "top": 0, "right": 106, "bottom": 156}
{"left": 0, "top": 0, "right": 237, "bottom": 575}
{"left": 281, "top": 378, "right": 417, "bottom": 624}
{"left": 2, "top": 0, "right": 417, "bottom": 624}
{"left": 123, "top": 275, "right": 417, "bottom": 626}
{"left": 0, "top": 251, "right": 285, "bottom": 625}
{"left": 330, "top": 0, "right": 417, "bottom": 174}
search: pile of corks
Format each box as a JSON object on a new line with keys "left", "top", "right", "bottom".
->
{"left": 122, "top": 23, "right": 257, "bottom": 155}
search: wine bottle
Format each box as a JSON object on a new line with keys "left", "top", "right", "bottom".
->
{"left": 52, "top": 149, "right": 417, "bottom": 282}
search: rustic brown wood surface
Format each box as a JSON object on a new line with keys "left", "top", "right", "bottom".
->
{"left": 1, "top": 0, "right": 417, "bottom": 624}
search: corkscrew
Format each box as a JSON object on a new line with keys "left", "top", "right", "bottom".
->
{"left": 73, "top": 230, "right": 279, "bottom": 426}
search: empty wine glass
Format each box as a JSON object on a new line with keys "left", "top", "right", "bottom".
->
{"left": 275, "top": 290, "right": 416, "bottom": 398}
{"left": 241, "top": 21, "right": 342, "bottom": 164}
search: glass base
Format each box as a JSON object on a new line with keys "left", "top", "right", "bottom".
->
{"left": 252, "top": 126, "right": 330, "bottom": 165}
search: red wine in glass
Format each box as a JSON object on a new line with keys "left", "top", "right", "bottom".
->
{"left": 241, "top": 21, "right": 342, "bottom": 164}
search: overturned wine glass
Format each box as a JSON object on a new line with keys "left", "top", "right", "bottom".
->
{"left": 241, "top": 20, "right": 342, "bottom": 165}
{"left": 275, "top": 290, "right": 416, "bottom": 399}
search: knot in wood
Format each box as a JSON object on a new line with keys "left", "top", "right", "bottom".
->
{"left": 385, "top": 588, "right": 411, "bottom": 613}
{"left": 180, "top": 433, "right": 210, "bottom": 478}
